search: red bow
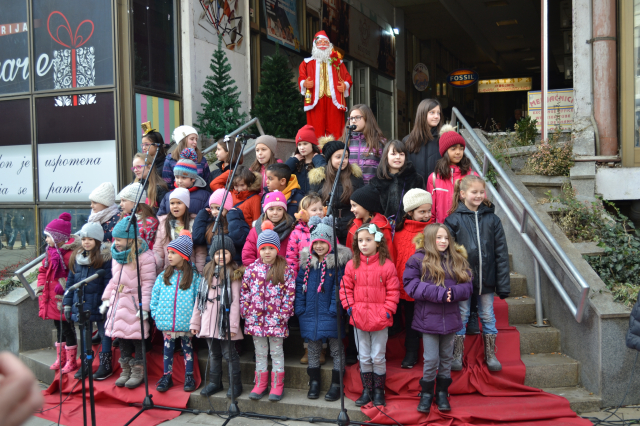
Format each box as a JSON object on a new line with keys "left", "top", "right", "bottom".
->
{"left": 47, "top": 11, "right": 94, "bottom": 49}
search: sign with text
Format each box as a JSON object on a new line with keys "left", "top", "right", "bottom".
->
{"left": 478, "top": 77, "right": 532, "bottom": 93}
{"left": 0, "top": 145, "right": 34, "bottom": 202}
{"left": 263, "top": 0, "right": 300, "bottom": 51}
{"left": 447, "top": 69, "right": 478, "bottom": 88}
{"left": 348, "top": 7, "right": 381, "bottom": 69}
{"left": 0, "top": 1, "right": 29, "bottom": 95}
{"left": 528, "top": 89, "right": 574, "bottom": 132}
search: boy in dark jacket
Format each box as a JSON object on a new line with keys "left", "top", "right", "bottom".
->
{"left": 262, "top": 163, "right": 305, "bottom": 218}
{"left": 157, "top": 148, "right": 210, "bottom": 216}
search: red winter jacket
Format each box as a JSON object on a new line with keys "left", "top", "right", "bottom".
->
{"left": 427, "top": 165, "right": 477, "bottom": 224}
{"left": 346, "top": 213, "right": 396, "bottom": 261}
{"left": 340, "top": 253, "right": 400, "bottom": 332}
{"left": 38, "top": 239, "right": 77, "bottom": 321}
{"left": 393, "top": 217, "right": 435, "bottom": 301}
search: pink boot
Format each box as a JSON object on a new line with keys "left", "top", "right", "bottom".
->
{"left": 248, "top": 371, "right": 270, "bottom": 400}
{"left": 50, "top": 342, "right": 66, "bottom": 370}
{"left": 61, "top": 345, "right": 79, "bottom": 374}
{"left": 268, "top": 371, "right": 285, "bottom": 401}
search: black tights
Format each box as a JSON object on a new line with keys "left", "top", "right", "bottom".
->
{"left": 119, "top": 339, "right": 143, "bottom": 361}
{"left": 54, "top": 320, "right": 77, "bottom": 346}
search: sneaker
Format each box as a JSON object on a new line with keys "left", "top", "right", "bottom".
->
{"left": 156, "top": 374, "right": 173, "bottom": 392}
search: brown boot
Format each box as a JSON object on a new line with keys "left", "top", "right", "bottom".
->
{"left": 319, "top": 348, "right": 326, "bottom": 365}
{"left": 300, "top": 348, "right": 308, "bottom": 364}
{"left": 125, "top": 360, "right": 145, "bottom": 389}
{"left": 115, "top": 357, "right": 132, "bottom": 387}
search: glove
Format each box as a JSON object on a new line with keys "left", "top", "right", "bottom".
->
{"left": 35, "top": 286, "right": 44, "bottom": 297}
{"left": 99, "top": 300, "right": 110, "bottom": 314}
{"left": 386, "top": 312, "right": 390, "bottom": 319}
{"left": 498, "top": 293, "right": 509, "bottom": 300}
{"left": 136, "top": 310, "right": 149, "bottom": 320}
{"left": 64, "top": 306, "right": 72, "bottom": 322}
{"left": 54, "top": 283, "right": 64, "bottom": 296}
{"left": 347, "top": 307, "right": 352, "bottom": 316}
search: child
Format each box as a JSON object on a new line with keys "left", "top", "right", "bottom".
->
{"left": 427, "top": 125, "right": 476, "bottom": 224}
{"left": 63, "top": 222, "right": 113, "bottom": 380}
{"left": 163, "top": 125, "right": 210, "bottom": 188}
{"left": 445, "top": 175, "right": 510, "bottom": 372}
{"left": 249, "top": 135, "right": 282, "bottom": 196}
{"left": 392, "top": 189, "right": 435, "bottom": 369}
{"left": 192, "top": 189, "right": 249, "bottom": 264}
{"left": 308, "top": 140, "right": 364, "bottom": 244}
{"left": 343, "top": 104, "right": 386, "bottom": 184}
{"left": 88, "top": 182, "right": 120, "bottom": 242}
{"left": 100, "top": 220, "right": 156, "bottom": 389}
{"left": 211, "top": 136, "right": 243, "bottom": 181}
{"left": 157, "top": 148, "right": 210, "bottom": 216}
{"left": 132, "top": 152, "right": 169, "bottom": 211}
{"left": 285, "top": 193, "right": 325, "bottom": 277}
{"left": 370, "top": 139, "right": 425, "bottom": 232}
{"left": 118, "top": 182, "right": 159, "bottom": 249}
{"left": 403, "top": 99, "right": 443, "bottom": 181}
{"left": 37, "top": 213, "right": 78, "bottom": 372}
{"left": 241, "top": 222, "right": 296, "bottom": 401}
{"left": 140, "top": 124, "right": 168, "bottom": 179}
{"left": 263, "top": 163, "right": 304, "bottom": 218}
{"left": 241, "top": 191, "right": 295, "bottom": 266}
{"left": 285, "top": 125, "right": 327, "bottom": 194}
{"left": 150, "top": 231, "right": 201, "bottom": 392}
{"left": 209, "top": 166, "right": 263, "bottom": 227}
{"left": 340, "top": 224, "right": 400, "bottom": 407}
{"left": 346, "top": 185, "right": 395, "bottom": 261}
{"left": 296, "top": 216, "right": 352, "bottom": 401}
{"left": 403, "top": 224, "right": 473, "bottom": 413}
{"left": 191, "top": 235, "right": 244, "bottom": 398}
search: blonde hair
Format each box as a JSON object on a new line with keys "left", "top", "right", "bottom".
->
{"left": 171, "top": 137, "right": 204, "bottom": 162}
{"left": 420, "top": 224, "right": 471, "bottom": 286}
{"left": 448, "top": 175, "right": 491, "bottom": 215}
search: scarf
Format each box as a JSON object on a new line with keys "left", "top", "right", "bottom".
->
{"left": 45, "top": 244, "right": 67, "bottom": 279}
{"left": 111, "top": 239, "right": 149, "bottom": 265}
{"left": 88, "top": 204, "right": 121, "bottom": 225}
{"left": 255, "top": 214, "right": 294, "bottom": 241}
{"left": 76, "top": 250, "right": 91, "bottom": 266}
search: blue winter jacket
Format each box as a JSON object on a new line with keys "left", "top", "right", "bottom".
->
{"left": 285, "top": 155, "right": 327, "bottom": 195}
{"left": 156, "top": 187, "right": 211, "bottom": 216}
{"left": 191, "top": 208, "right": 249, "bottom": 264}
{"left": 150, "top": 265, "right": 201, "bottom": 333}
{"left": 295, "top": 245, "right": 352, "bottom": 341}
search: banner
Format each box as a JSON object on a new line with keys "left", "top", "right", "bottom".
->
{"left": 528, "top": 89, "right": 574, "bottom": 132}
{"left": 0, "top": 146, "right": 34, "bottom": 202}
{"left": 263, "top": 0, "right": 300, "bottom": 51}
{"left": 0, "top": 1, "right": 29, "bottom": 95}
{"left": 478, "top": 77, "right": 532, "bottom": 93}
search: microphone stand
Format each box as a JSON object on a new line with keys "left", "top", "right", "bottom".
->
{"left": 75, "top": 280, "right": 97, "bottom": 426}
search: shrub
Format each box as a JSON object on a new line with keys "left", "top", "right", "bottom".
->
{"left": 524, "top": 130, "right": 573, "bottom": 176}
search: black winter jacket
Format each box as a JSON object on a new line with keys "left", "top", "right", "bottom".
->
{"left": 285, "top": 154, "right": 328, "bottom": 194}
{"left": 370, "top": 161, "right": 425, "bottom": 228}
{"left": 210, "top": 161, "right": 229, "bottom": 183}
{"left": 192, "top": 208, "right": 249, "bottom": 264}
{"left": 403, "top": 129, "right": 442, "bottom": 184}
{"left": 627, "top": 297, "right": 640, "bottom": 351}
{"left": 444, "top": 203, "right": 510, "bottom": 296}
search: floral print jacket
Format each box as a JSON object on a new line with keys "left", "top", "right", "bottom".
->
{"left": 240, "top": 258, "right": 296, "bottom": 338}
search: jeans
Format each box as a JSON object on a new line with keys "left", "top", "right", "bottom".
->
{"left": 80, "top": 320, "right": 112, "bottom": 354}
{"left": 8, "top": 227, "right": 27, "bottom": 248}
{"left": 456, "top": 292, "right": 498, "bottom": 335}
{"left": 354, "top": 327, "right": 388, "bottom": 375}
{"left": 422, "top": 332, "right": 455, "bottom": 381}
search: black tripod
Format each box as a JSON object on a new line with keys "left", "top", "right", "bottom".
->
{"left": 75, "top": 280, "right": 98, "bottom": 426}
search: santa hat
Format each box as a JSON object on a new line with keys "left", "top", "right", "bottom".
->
{"left": 313, "top": 31, "right": 329, "bottom": 44}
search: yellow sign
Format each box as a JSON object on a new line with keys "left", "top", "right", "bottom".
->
{"left": 477, "top": 77, "right": 532, "bottom": 93}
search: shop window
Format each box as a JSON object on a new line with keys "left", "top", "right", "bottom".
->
{"left": 0, "top": 208, "right": 37, "bottom": 266}
{"left": 133, "top": 0, "right": 178, "bottom": 94}
{"left": 32, "top": 0, "right": 114, "bottom": 92}
{"left": 135, "top": 93, "right": 180, "bottom": 150}
{"left": 0, "top": 99, "right": 33, "bottom": 203}
{"left": 0, "top": 0, "right": 30, "bottom": 95}
{"left": 39, "top": 208, "right": 91, "bottom": 251}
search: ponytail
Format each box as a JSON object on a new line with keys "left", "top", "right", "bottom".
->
{"left": 448, "top": 175, "right": 490, "bottom": 215}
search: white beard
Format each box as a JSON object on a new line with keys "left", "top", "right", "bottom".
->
{"left": 311, "top": 43, "right": 333, "bottom": 63}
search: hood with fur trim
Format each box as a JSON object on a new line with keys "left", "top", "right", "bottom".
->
{"left": 232, "top": 265, "right": 246, "bottom": 281}
{"left": 412, "top": 232, "right": 468, "bottom": 259}
{"left": 298, "top": 244, "right": 352, "bottom": 270}
{"left": 307, "top": 163, "right": 363, "bottom": 185}
{"left": 247, "top": 171, "right": 263, "bottom": 193}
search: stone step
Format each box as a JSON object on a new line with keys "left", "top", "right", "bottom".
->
{"left": 514, "top": 324, "right": 561, "bottom": 354}
{"left": 543, "top": 386, "right": 601, "bottom": 414}
{"left": 522, "top": 353, "right": 579, "bottom": 388}
{"left": 509, "top": 273, "right": 527, "bottom": 297}
{"left": 506, "top": 296, "right": 536, "bottom": 324}
{"left": 20, "top": 348, "right": 57, "bottom": 385}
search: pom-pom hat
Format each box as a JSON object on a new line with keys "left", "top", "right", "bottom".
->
{"left": 89, "top": 182, "right": 116, "bottom": 206}
{"left": 45, "top": 212, "right": 72, "bottom": 244}
{"left": 174, "top": 148, "right": 206, "bottom": 188}
{"left": 168, "top": 229, "right": 193, "bottom": 261}
{"left": 438, "top": 124, "right": 466, "bottom": 157}
{"left": 321, "top": 140, "right": 347, "bottom": 162}
{"left": 173, "top": 125, "right": 198, "bottom": 143}
{"left": 209, "top": 234, "right": 236, "bottom": 261}
{"left": 257, "top": 221, "right": 280, "bottom": 251}
{"left": 403, "top": 188, "right": 433, "bottom": 213}
{"left": 309, "top": 215, "right": 334, "bottom": 253}
{"left": 296, "top": 125, "right": 318, "bottom": 145}
{"left": 209, "top": 188, "right": 233, "bottom": 212}
{"left": 262, "top": 191, "right": 287, "bottom": 211}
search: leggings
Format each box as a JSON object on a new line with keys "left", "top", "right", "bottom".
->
{"left": 119, "top": 339, "right": 143, "bottom": 361}
{"left": 308, "top": 338, "right": 343, "bottom": 370}
{"left": 54, "top": 319, "right": 77, "bottom": 346}
{"left": 162, "top": 334, "right": 194, "bottom": 375}
{"left": 252, "top": 336, "right": 284, "bottom": 373}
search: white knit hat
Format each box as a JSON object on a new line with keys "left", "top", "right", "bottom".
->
{"left": 76, "top": 221, "right": 105, "bottom": 242}
{"left": 117, "top": 183, "right": 147, "bottom": 203}
{"left": 403, "top": 188, "right": 432, "bottom": 213}
{"left": 172, "top": 125, "right": 198, "bottom": 143}
{"left": 89, "top": 182, "right": 116, "bottom": 206}
{"left": 170, "top": 187, "right": 191, "bottom": 208}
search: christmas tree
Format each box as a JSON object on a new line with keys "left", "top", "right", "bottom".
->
{"left": 196, "top": 36, "right": 247, "bottom": 140}
{"left": 251, "top": 44, "right": 306, "bottom": 138}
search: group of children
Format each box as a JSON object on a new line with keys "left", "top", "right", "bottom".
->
{"left": 36, "top": 104, "right": 509, "bottom": 414}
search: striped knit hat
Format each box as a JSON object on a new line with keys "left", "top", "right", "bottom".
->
{"left": 174, "top": 148, "right": 206, "bottom": 188}
{"left": 168, "top": 229, "right": 193, "bottom": 260}
{"left": 256, "top": 221, "right": 280, "bottom": 251}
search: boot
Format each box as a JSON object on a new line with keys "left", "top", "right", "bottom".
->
{"left": 61, "top": 345, "right": 79, "bottom": 374}
{"left": 74, "top": 356, "right": 91, "bottom": 379}
{"left": 248, "top": 371, "right": 270, "bottom": 400}
{"left": 93, "top": 352, "right": 113, "bottom": 381}
{"left": 401, "top": 337, "right": 420, "bottom": 369}
{"left": 325, "top": 369, "right": 342, "bottom": 401}
{"left": 435, "top": 376, "right": 452, "bottom": 411}
{"left": 156, "top": 374, "right": 174, "bottom": 392}
{"left": 300, "top": 348, "right": 309, "bottom": 364}
{"left": 451, "top": 335, "right": 465, "bottom": 371}
{"left": 125, "top": 360, "right": 144, "bottom": 389}
{"left": 268, "top": 371, "right": 285, "bottom": 401}
{"left": 417, "top": 379, "right": 435, "bottom": 413}
{"left": 50, "top": 342, "right": 66, "bottom": 370}
{"left": 319, "top": 348, "right": 327, "bottom": 365}
{"left": 200, "top": 372, "right": 223, "bottom": 396}
{"left": 184, "top": 373, "right": 196, "bottom": 392}
{"left": 226, "top": 371, "right": 243, "bottom": 399}
{"left": 306, "top": 367, "right": 321, "bottom": 399}
{"left": 483, "top": 334, "right": 502, "bottom": 371}
{"left": 115, "top": 357, "right": 132, "bottom": 387}
{"left": 355, "top": 372, "right": 373, "bottom": 407}
{"left": 372, "top": 373, "right": 386, "bottom": 407}
{"left": 466, "top": 312, "right": 480, "bottom": 335}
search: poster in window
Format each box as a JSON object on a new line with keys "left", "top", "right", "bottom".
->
{"left": 321, "top": 0, "right": 348, "bottom": 52}
{"left": 32, "top": 0, "right": 114, "bottom": 95}
{"left": 262, "top": 0, "right": 300, "bottom": 52}
{"left": 0, "top": 0, "right": 29, "bottom": 95}
{"left": 0, "top": 99, "right": 33, "bottom": 203}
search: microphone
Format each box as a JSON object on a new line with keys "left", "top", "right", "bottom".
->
{"left": 64, "top": 270, "right": 106, "bottom": 295}
{"left": 237, "top": 133, "right": 258, "bottom": 139}
{"left": 345, "top": 125, "right": 357, "bottom": 130}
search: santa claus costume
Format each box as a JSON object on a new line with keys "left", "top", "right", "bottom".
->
{"left": 298, "top": 31, "right": 353, "bottom": 140}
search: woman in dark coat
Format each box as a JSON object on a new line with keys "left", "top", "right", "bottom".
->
{"left": 403, "top": 99, "right": 443, "bottom": 183}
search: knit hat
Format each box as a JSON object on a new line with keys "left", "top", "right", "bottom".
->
{"left": 209, "top": 234, "right": 236, "bottom": 261}
{"left": 262, "top": 191, "right": 287, "bottom": 212}
{"left": 296, "top": 125, "right": 318, "bottom": 145}
{"left": 255, "top": 135, "right": 277, "bottom": 154}
{"left": 117, "top": 182, "right": 147, "bottom": 203}
{"left": 76, "top": 221, "right": 104, "bottom": 242}
{"left": 256, "top": 221, "right": 280, "bottom": 251}
{"left": 309, "top": 215, "right": 334, "bottom": 252}
{"left": 321, "top": 140, "right": 347, "bottom": 162}
{"left": 438, "top": 124, "right": 466, "bottom": 157}
{"left": 169, "top": 187, "right": 191, "bottom": 208}
{"left": 174, "top": 148, "right": 207, "bottom": 188}
{"left": 44, "top": 212, "right": 72, "bottom": 244}
{"left": 350, "top": 185, "right": 383, "bottom": 215}
{"left": 89, "top": 182, "right": 116, "bottom": 206}
{"left": 173, "top": 125, "right": 198, "bottom": 143}
{"left": 209, "top": 188, "right": 233, "bottom": 212}
{"left": 403, "top": 188, "right": 433, "bottom": 212}
{"left": 167, "top": 229, "right": 193, "bottom": 261}
{"left": 112, "top": 217, "right": 138, "bottom": 239}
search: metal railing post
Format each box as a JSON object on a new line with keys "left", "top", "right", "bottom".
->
{"left": 533, "top": 258, "right": 546, "bottom": 327}
{"left": 14, "top": 253, "right": 46, "bottom": 300}
{"left": 202, "top": 117, "right": 266, "bottom": 155}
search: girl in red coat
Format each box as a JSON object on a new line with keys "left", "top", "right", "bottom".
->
{"left": 340, "top": 224, "right": 400, "bottom": 408}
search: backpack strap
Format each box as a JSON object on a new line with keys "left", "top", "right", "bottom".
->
{"left": 233, "top": 193, "right": 257, "bottom": 208}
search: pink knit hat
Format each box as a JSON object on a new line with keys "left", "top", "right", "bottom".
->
{"left": 44, "top": 212, "right": 72, "bottom": 244}
{"left": 262, "top": 191, "right": 287, "bottom": 211}
{"left": 209, "top": 188, "right": 233, "bottom": 212}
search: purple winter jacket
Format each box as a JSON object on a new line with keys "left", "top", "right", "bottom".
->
{"left": 403, "top": 250, "right": 473, "bottom": 335}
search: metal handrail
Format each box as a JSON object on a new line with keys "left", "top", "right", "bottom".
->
{"left": 202, "top": 117, "right": 265, "bottom": 155}
{"left": 451, "top": 107, "right": 590, "bottom": 323}
{"left": 13, "top": 253, "right": 46, "bottom": 300}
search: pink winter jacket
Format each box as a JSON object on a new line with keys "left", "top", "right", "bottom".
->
{"left": 285, "top": 221, "right": 310, "bottom": 278}
{"left": 427, "top": 165, "right": 477, "bottom": 224}
{"left": 102, "top": 248, "right": 156, "bottom": 340}
{"left": 153, "top": 215, "right": 206, "bottom": 275}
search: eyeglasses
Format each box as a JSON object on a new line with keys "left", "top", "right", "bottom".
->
{"left": 141, "top": 143, "right": 153, "bottom": 148}
{"left": 131, "top": 165, "right": 146, "bottom": 171}
{"left": 349, "top": 115, "right": 364, "bottom": 122}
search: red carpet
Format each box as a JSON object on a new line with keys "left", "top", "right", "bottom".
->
{"left": 35, "top": 334, "right": 201, "bottom": 426}
{"left": 344, "top": 299, "right": 592, "bottom": 426}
